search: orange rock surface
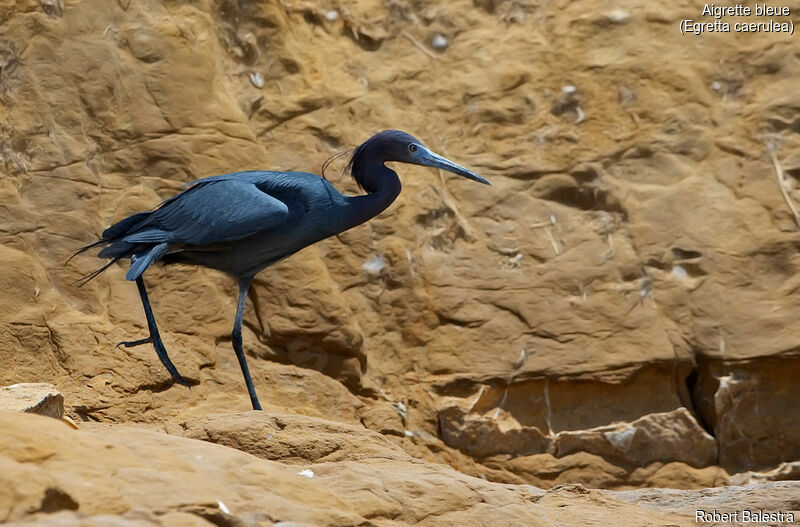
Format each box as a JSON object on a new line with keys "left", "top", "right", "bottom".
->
{"left": 2, "top": 411, "right": 798, "bottom": 526}
{"left": 2, "top": 0, "right": 800, "bottom": 522}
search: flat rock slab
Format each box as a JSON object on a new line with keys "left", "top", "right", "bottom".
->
{"left": 3, "top": 410, "right": 799, "bottom": 526}
{"left": 0, "top": 383, "right": 64, "bottom": 419}
{"left": 0, "top": 410, "right": 697, "bottom": 526}
{"left": 166, "top": 411, "right": 413, "bottom": 464}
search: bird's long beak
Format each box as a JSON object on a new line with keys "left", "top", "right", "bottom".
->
{"left": 417, "top": 147, "right": 491, "bottom": 185}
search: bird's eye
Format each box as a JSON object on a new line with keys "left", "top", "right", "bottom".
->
{"left": 408, "top": 144, "right": 418, "bottom": 153}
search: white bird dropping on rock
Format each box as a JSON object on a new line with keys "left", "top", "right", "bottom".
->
{"left": 671, "top": 265, "right": 688, "bottom": 280}
{"left": 431, "top": 34, "right": 449, "bottom": 50}
{"left": 362, "top": 255, "right": 386, "bottom": 275}
{"left": 249, "top": 72, "right": 264, "bottom": 88}
{"left": 607, "top": 9, "right": 630, "bottom": 23}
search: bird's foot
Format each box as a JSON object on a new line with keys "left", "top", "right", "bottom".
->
{"left": 151, "top": 335, "right": 191, "bottom": 388}
{"left": 116, "top": 335, "right": 191, "bottom": 388}
{"left": 116, "top": 337, "right": 153, "bottom": 349}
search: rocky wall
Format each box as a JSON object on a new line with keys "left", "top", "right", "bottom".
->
{"left": 2, "top": 0, "right": 800, "bottom": 496}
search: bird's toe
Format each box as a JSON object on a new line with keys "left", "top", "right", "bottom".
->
{"left": 116, "top": 337, "right": 153, "bottom": 349}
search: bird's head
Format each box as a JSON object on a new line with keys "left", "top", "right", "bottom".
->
{"left": 347, "top": 130, "right": 490, "bottom": 192}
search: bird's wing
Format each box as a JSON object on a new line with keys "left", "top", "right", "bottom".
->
{"left": 124, "top": 177, "right": 294, "bottom": 246}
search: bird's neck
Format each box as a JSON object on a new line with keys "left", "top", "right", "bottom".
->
{"left": 342, "top": 164, "right": 402, "bottom": 229}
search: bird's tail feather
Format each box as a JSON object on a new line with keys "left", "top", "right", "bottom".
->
{"left": 67, "top": 210, "right": 158, "bottom": 286}
{"left": 101, "top": 211, "right": 152, "bottom": 239}
{"left": 74, "top": 257, "right": 121, "bottom": 288}
{"left": 65, "top": 239, "right": 108, "bottom": 265}
{"left": 98, "top": 241, "right": 135, "bottom": 259}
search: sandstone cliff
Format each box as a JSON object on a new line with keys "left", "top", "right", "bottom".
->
{"left": 2, "top": 0, "right": 800, "bottom": 523}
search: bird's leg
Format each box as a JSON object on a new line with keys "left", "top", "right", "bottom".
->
{"left": 233, "top": 277, "right": 262, "bottom": 410}
{"left": 118, "top": 276, "right": 190, "bottom": 387}
{"left": 116, "top": 255, "right": 154, "bottom": 349}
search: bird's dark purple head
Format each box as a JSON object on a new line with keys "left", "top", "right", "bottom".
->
{"left": 346, "top": 130, "right": 489, "bottom": 193}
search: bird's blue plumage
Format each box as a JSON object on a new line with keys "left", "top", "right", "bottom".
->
{"left": 124, "top": 175, "right": 292, "bottom": 246}
{"left": 95, "top": 169, "right": 378, "bottom": 278}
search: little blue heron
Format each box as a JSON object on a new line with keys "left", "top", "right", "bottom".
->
{"left": 72, "top": 130, "right": 489, "bottom": 410}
